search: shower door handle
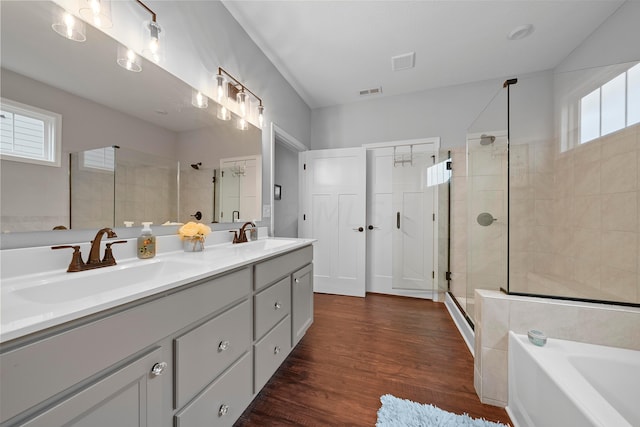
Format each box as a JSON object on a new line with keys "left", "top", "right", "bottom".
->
{"left": 396, "top": 212, "right": 400, "bottom": 229}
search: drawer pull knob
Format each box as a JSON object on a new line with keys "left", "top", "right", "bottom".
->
{"left": 294, "top": 278, "right": 300, "bottom": 283}
{"left": 218, "top": 340, "right": 230, "bottom": 352}
{"left": 218, "top": 404, "right": 229, "bottom": 417}
{"left": 150, "top": 362, "right": 167, "bottom": 376}
{"left": 274, "top": 346, "right": 281, "bottom": 355}
{"left": 274, "top": 302, "right": 282, "bottom": 310}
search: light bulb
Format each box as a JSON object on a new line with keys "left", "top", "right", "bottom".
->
{"left": 52, "top": 10, "right": 86, "bottom": 42}
{"left": 117, "top": 45, "right": 142, "bottom": 72}
{"left": 217, "top": 105, "right": 230, "bottom": 121}
{"left": 64, "top": 13, "right": 75, "bottom": 38}
{"left": 237, "top": 91, "right": 247, "bottom": 118}
{"left": 237, "top": 117, "right": 248, "bottom": 130}
{"left": 192, "top": 90, "right": 208, "bottom": 109}
{"left": 258, "top": 105, "right": 264, "bottom": 128}
{"left": 79, "top": 0, "right": 112, "bottom": 29}
{"left": 216, "top": 75, "right": 225, "bottom": 102}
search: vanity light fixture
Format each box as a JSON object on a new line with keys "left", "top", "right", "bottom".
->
{"left": 215, "top": 67, "right": 265, "bottom": 129}
{"left": 52, "top": 10, "right": 86, "bottom": 42}
{"left": 192, "top": 90, "right": 208, "bottom": 109}
{"left": 78, "top": 0, "right": 113, "bottom": 29}
{"left": 116, "top": 45, "right": 142, "bottom": 72}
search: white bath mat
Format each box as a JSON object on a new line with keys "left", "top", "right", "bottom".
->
{"left": 376, "top": 394, "right": 509, "bottom": 427}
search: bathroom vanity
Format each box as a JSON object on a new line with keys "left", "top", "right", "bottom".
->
{"left": 0, "top": 238, "right": 314, "bottom": 427}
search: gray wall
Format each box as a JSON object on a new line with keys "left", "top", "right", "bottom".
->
{"left": 311, "top": 77, "right": 503, "bottom": 150}
{"left": 273, "top": 142, "right": 299, "bottom": 238}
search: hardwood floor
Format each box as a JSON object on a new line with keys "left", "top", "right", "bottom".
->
{"left": 235, "top": 293, "right": 512, "bottom": 426}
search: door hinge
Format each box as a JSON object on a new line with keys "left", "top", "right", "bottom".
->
{"left": 432, "top": 271, "right": 435, "bottom": 279}
{"left": 445, "top": 271, "right": 452, "bottom": 281}
{"left": 303, "top": 214, "right": 306, "bottom": 221}
{"left": 303, "top": 163, "right": 306, "bottom": 170}
{"left": 446, "top": 161, "right": 452, "bottom": 170}
{"left": 432, "top": 213, "right": 435, "bottom": 221}
{"left": 221, "top": 170, "right": 225, "bottom": 177}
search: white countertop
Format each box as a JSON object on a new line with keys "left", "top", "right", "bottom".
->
{"left": 0, "top": 237, "right": 314, "bottom": 343}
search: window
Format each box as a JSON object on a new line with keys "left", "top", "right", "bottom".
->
{"left": 580, "top": 63, "right": 640, "bottom": 143}
{"left": 0, "top": 98, "right": 62, "bottom": 166}
{"left": 80, "top": 147, "right": 115, "bottom": 172}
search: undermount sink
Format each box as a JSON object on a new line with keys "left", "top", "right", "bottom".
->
{"left": 13, "top": 259, "right": 201, "bottom": 304}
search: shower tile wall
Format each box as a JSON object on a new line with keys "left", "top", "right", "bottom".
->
{"left": 180, "top": 168, "right": 214, "bottom": 224}
{"left": 114, "top": 164, "right": 177, "bottom": 227}
{"left": 510, "top": 123, "right": 640, "bottom": 303}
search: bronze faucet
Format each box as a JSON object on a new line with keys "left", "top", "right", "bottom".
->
{"left": 230, "top": 222, "right": 256, "bottom": 244}
{"left": 52, "top": 228, "right": 127, "bottom": 272}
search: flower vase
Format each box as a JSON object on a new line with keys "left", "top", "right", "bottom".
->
{"left": 183, "top": 236, "right": 205, "bottom": 252}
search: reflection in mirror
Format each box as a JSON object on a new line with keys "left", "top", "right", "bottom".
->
{"left": 70, "top": 146, "right": 179, "bottom": 229}
{"left": 0, "top": 1, "right": 262, "bottom": 240}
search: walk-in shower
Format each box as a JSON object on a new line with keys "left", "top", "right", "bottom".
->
{"left": 450, "top": 59, "right": 640, "bottom": 329}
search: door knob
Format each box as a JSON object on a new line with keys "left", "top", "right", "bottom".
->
{"left": 368, "top": 225, "right": 379, "bottom": 230}
{"left": 353, "top": 227, "right": 364, "bottom": 232}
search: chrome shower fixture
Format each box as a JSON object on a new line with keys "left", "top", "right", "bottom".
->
{"left": 191, "top": 162, "right": 202, "bottom": 170}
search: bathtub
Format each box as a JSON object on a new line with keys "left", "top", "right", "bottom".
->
{"left": 507, "top": 331, "right": 640, "bottom": 427}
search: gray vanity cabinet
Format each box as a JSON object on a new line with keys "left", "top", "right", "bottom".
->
{"left": 292, "top": 263, "right": 313, "bottom": 346}
{"left": 18, "top": 347, "right": 165, "bottom": 427}
{"left": 0, "top": 244, "right": 314, "bottom": 427}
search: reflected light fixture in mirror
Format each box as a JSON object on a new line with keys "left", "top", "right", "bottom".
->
{"left": 217, "top": 105, "right": 231, "bottom": 120}
{"left": 52, "top": 9, "right": 86, "bottom": 42}
{"left": 117, "top": 45, "right": 142, "bottom": 72}
{"left": 79, "top": 0, "right": 113, "bottom": 29}
{"left": 192, "top": 90, "right": 208, "bottom": 109}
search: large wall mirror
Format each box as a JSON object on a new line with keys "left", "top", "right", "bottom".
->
{"left": 0, "top": 1, "right": 261, "bottom": 238}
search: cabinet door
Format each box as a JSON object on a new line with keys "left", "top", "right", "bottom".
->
{"left": 19, "top": 347, "right": 165, "bottom": 427}
{"left": 292, "top": 264, "right": 313, "bottom": 346}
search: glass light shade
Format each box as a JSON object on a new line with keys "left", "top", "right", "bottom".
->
{"left": 142, "top": 21, "right": 163, "bottom": 64}
{"left": 215, "top": 74, "right": 226, "bottom": 102}
{"left": 192, "top": 90, "right": 208, "bottom": 109}
{"left": 236, "top": 90, "right": 247, "bottom": 117}
{"left": 258, "top": 105, "right": 264, "bottom": 128}
{"left": 79, "top": 0, "right": 113, "bottom": 29}
{"left": 52, "top": 11, "right": 86, "bottom": 42}
{"left": 117, "top": 45, "right": 142, "bottom": 72}
{"left": 217, "top": 104, "right": 231, "bottom": 121}
{"left": 237, "top": 117, "right": 249, "bottom": 130}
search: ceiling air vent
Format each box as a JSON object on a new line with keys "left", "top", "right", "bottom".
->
{"left": 359, "top": 87, "right": 383, "bottom": 96}
{"left": 391, "top": 52, "right": 415, "bottom": 71}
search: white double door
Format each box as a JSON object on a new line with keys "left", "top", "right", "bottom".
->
{"left": 300, "top": 144, "right": 436, "bottom": 298}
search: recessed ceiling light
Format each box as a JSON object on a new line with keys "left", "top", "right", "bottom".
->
{"left": 507, "top": 24, "right": 534, "bottom": 41}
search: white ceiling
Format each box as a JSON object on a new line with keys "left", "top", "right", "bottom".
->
{"left": 222, "top": 0, "right": 624, "bottom": 109}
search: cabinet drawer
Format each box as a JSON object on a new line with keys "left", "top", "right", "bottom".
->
{"left": 175, "top": 300, "right": 250, "bottom": 409}
{"left": 174, "top": 353, "right": 252, "bottom": 427}
{"left": 254, "top": 245, "right": 312, "bottom": 291}
{"left": 254, "top": 276, "right": 290, "bottom": 340}
{"left": 254, "top": 315, "right": 291, "bottom": 392}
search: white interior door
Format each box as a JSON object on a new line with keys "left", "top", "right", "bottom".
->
{"left": 300, "top": 147, "right": 366, "bottom": 297}
{"left": 366, "top": 144, "right": 436, "bottom": 297}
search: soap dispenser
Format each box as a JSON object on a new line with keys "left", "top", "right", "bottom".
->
{"left": 137, "top": 222, "right": 156, "bottom": 259}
